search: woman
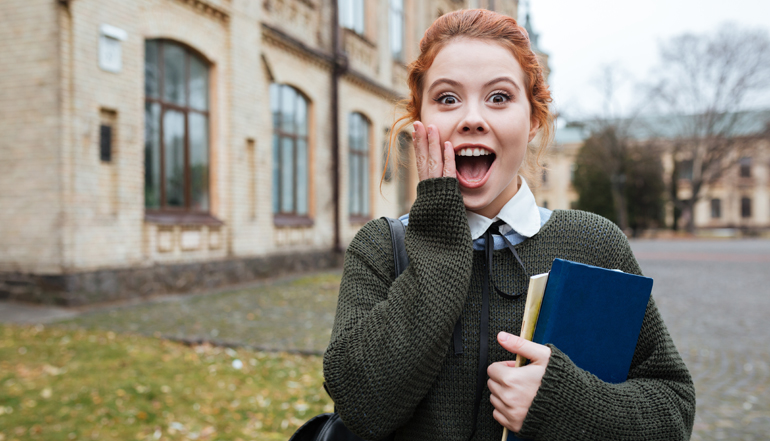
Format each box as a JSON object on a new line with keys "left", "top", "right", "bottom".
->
{"left": 323, "top": 9, "right": 694, "bottom": 441}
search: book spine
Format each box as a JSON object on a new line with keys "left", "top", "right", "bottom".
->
{"left": 533, "top": 260, "right": 569, "bottom": 344}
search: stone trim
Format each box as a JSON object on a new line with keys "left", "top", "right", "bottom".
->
{"left": 173, "top": 0, "right": 231, "bottom": 23}
{"left": 343, "top": 68, "right": 404, "bottom": 102}
{"left": 261, "top": 23, "right": 334, "bottom": 69}
{"left": 0, "top": 250, "right": 342, "bottom": 307}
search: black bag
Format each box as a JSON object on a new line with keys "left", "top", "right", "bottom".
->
{"left": 289, "top": 217, "right": 407, "bottom": 441}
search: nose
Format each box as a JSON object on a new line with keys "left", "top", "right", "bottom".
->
{"left": 459, "top": 105, "right": 489, "bottom": 134}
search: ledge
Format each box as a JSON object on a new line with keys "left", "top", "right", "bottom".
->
{"left": 349, "top": 215, "right": 372, "bottom": 225}
{"left": 144, "top": 211, "right": 225, "bottom": 226}
{"left": 273, "top": 214, "right": 314, "bottom": 227}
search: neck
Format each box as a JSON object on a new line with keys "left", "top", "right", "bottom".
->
{"left": 470, "top": 176, "right": 521, "bottom": 219}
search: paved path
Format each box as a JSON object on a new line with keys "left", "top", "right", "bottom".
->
{"left": 630, "top": 239, "right": 770, "bottom": 441}
{"left": 2, "top": 239, "right": 768, "bottom": 440}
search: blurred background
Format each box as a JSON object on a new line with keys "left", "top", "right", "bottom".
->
{"left": 0, "top": 0, "right": 768, "bottom": 440}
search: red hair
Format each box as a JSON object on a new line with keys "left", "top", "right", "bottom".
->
{"left": 384, "top": 9, "right": 554, "bottom": 185}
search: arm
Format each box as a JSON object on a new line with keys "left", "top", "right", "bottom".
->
{"left": 516, "top": 236, "right": 695, "bottom": 441}
{"left": 323, "top": 177, "right": 473, "bottom": 440}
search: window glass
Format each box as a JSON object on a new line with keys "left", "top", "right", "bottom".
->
{"left": 390, "top": 0, "right": 404, "bottom": 60}
{"left": 163, "top": 110, "right": 186, "bottom": 207}
{"left": 144, "top": 102, "right": 161, "bottom": 208}
{"left": 296, "top": 138, "right": 309, "bottom": 216}
{"left": 741, "top": 197, "right": 752, "bottom": 218}
{"left": 163, "top": 44, "right": 187, "bottom": 106}
{"left": 280, "top": 136, "right": 295, "bottom": 214}
{"left": 710, "top": 198, "right": 721, "bottom": 219}
{"left": 281, "top": 86, "right": 297, "bottom": 134}
{"left": 272, "top": 134, "right": 280, "bottom": 214}
{"left": 189, "top": 55, "right": 209, "bottom": 111}
{"left": 145, "top": 40, "right": 160, "bottom": 98}
{"left": 350, "top": 153, "right": 360, "bottom": 215}
{"left": 349, "top": 112, "right": 370, "bottom": 217}
{"left": 740, "top": 156, "right": 751, "bottom": 177}
{"left": 189, "top": 112, "right": 209, "bottom": 210}
{"left": 340, "top": 0, "right": 365, "bottom": 34}
{"left": 296, "top": 95, "right": 308, "bottom": 137}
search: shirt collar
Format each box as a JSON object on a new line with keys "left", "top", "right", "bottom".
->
{"left": 466, "top": 176, "right": 542, "bottom": 240}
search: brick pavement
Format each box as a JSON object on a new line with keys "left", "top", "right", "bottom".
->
{"left": 631, "top": 239, "right": 770, "bottom": 441}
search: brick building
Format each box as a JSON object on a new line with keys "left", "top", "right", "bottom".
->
{"left": 0, "top": 0, "right": 518, "bottom": 304}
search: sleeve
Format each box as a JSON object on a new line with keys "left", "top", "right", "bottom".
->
{"left": 323, "top": 178, "right": 474, "bottom": 440}
{"left": 517, "top": 231, "right": 696, "bottom": 441}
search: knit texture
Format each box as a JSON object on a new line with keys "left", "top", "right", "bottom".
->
{"left": 323, "top": 178, "right": 695, "bottom": 441}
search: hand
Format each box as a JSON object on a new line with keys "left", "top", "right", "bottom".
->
{"left": 412, "top": 121, "right": 456, "bottom": 181}
{"left": 487, "top": 332, "right": 552, "bottom": 433}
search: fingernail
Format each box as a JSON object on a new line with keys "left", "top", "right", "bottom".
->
{"left": 499, "top": 332, "right": 511, "bottom": 342}
{"left": 411, "top": 131, "right": 416, "bottom": 140}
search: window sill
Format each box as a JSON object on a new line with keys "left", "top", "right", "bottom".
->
{"left": 349, "top": 215, "right": 372, "bottom": 225}
{"left": 144, "top": 211, "right": 225, "bottom": 226}
{"left": 342, "top": 27, "right": 375, "bottom": 48}
{"left": 274, "top": 214, "right": 314, "bottom": 228}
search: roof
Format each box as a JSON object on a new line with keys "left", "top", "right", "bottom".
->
{"left": 554, "top": 109, "right": 770, "bottom": 145}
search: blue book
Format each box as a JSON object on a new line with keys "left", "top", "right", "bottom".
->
{"left": 507, "top": 258, "right": 652, "bottom": 441}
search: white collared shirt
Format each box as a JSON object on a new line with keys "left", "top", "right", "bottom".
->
{"left": 398, "top": 176, "right": 552, "bottom": 250}
{"left": 466, "top": 176, "right": 542, "bottom": 240}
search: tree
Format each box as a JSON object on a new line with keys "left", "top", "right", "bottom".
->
{"left": 573, "top": 127, "right": 666, "bottom": 236}
{"left": 650, "top": 24, "right": 770, "bottom": 232}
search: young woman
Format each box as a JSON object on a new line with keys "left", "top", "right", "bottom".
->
{"left": 323, "top": 9, "right": 694, "bottom": 441}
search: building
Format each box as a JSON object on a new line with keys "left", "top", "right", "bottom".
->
{"left": 0, "top": 0, "right": 519, "bottom": 304}
{"left": 535, "top": 111, "right": 770, "bottom": 234}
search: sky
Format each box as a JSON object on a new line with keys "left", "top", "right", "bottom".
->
{"left": 522, "top": 0, "right": 770, "bottom": 122}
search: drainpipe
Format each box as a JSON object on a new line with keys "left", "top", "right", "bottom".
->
{"left": 331, "top": 0, "right": 345, "bottom": 254}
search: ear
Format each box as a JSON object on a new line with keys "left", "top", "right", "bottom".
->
{"left": 528, "top": 115, "right": 541, "bottom": 143}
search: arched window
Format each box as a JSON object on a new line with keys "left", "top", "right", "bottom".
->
{"left": 144, "top": 40, "right": 210, "bottom": 212}
{"left": 349, "top": 112, "right": 371, "bottom": 220}
{"left": 271, "top": 84, "right": 309, "bottom": 218}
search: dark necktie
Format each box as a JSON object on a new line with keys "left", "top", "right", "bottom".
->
{"left": 465, "top": 220, "right": 529, "bottom": 439}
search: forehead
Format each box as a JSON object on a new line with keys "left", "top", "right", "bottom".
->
{"left": 425, "top": 38, "right": 526, "bottom": 88}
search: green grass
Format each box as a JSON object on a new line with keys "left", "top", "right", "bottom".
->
{"left": 0, "top": 324, "right": 333, "bottom": 441}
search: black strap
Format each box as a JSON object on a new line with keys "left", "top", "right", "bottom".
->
{"left": 382, "top": 217, "right": 409, "bottom": 278}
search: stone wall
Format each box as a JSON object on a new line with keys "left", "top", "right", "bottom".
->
{"left": 0, "top": 250, "right": 342, "bottom": 306}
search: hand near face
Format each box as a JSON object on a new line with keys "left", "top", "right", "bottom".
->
{"left": 412, "top": 121, "right": 456, "bottom": 181}
{"left": 487, "top": 332, "right": 551, "bottom": 433}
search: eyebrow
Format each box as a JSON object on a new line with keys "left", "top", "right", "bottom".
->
{"left": 427, "top": 76, "right": 522, "bottom": 94}
{"left": 484, "top": 76, "right": 521, "bottom": 93}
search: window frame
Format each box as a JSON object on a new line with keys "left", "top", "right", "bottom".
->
{"left": 271, "top": 83, "right": 312, "bottom": 226}
{"left": 348, "top": 112, "right": 372, "bottom": 223}
{"left": 144, "top": 39, "right": 211, "bottom": 218}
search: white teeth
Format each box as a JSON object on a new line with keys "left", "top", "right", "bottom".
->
{"left": 456, "top": 147, "right": 491, "bottom": 156}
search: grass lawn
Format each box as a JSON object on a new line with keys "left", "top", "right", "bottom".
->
{"left": 0, "top": 324, "right": 333, "bottom": 441}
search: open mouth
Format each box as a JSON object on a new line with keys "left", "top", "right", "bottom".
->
{"left": 455, "top": 147, "right": 495, "bottom": 189}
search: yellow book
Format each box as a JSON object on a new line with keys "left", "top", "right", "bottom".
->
{"left": 501, "top": 272, "right": 549, "bottom": 441}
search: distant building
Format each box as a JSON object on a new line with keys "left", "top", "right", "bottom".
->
{"left": 0, "top": 0, "right": 519, "bottom": 304}
{"left": 534, "top": 111, "right": 770, "bottom": 234}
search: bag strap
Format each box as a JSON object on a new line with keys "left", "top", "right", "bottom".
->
{"left": 382, "top": 217, "right": 409, "bottom": 278}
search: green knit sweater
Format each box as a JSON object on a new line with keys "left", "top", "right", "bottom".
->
{"left": 323, "top": 178, "right": 695, "bottom": 441}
